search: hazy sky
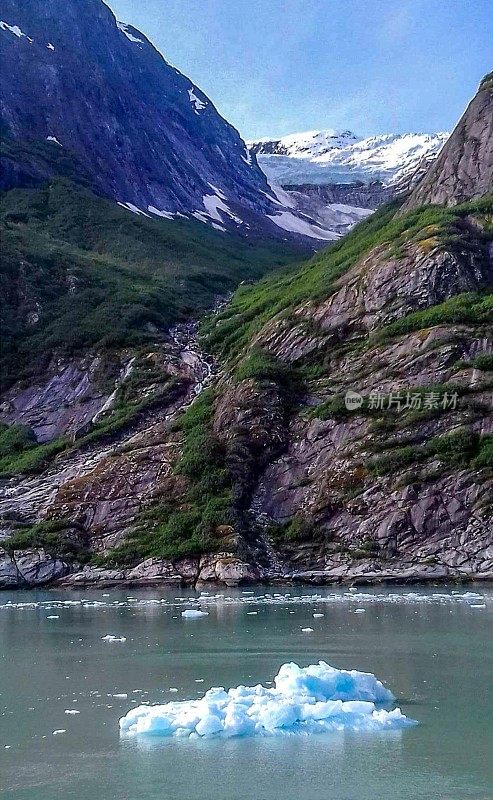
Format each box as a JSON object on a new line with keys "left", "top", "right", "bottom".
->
{"left": 107, "top": 0, "right": 492, "bottom": 139}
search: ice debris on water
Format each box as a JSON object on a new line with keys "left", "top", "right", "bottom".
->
{"left": 1, "top": 589, "right": 489, "bottom": 615}
{"left": 182, "top": 609, "right": 208, "bottom": 618}
{"left": 101, "top": 635, "right": 127, "bottom": 642}
{"left": 119, "top": 661, "right": 415, "bottom": 739}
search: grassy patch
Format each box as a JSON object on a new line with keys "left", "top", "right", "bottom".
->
{"left": 2, "top": 519, "right": 89, "bottom": 562}
{"left": 0, "top": 432, "right": 68, "bottom": 478}
{"left": 234, "top": 347, "right": 304, "bottom": 409}
{"left": 97, "top": 390, "right": 235, "bottom": 566}
{"left": 472, "top": 353, "right": 493, "bottom": 371}
{"left": 368, "top": 429, "right": 492, "bottom": 476}
{"left": 266, "top": 516, "right": 318, "bottom": 545}
{"left": 374, "top": 291, "right": 493, "bottom": 343}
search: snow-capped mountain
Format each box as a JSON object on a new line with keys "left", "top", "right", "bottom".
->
{"left": 249, "top": 130, "right": 450, "bottom": 186}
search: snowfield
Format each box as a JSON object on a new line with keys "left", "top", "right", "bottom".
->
{"left": 249, "top": 130, "right": 449, "bottom": 186}
{"left": 119, "top": 661, "right": 415, "bottom": 739}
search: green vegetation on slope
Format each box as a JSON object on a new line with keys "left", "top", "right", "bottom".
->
{"left": 0, "top": 178, "right": 301, "bottom": 391}
{"left": 2, "top": 519, "right": 89, "bottom": 563}
{"left": 202, "top": 195, "right": 493, "bottom": 365}
{"left": 375, "top": 292, "right": 493, "bottom": 342}
{"left": 0, "top": 423, "right": 68, "bottom": 477}
{"left": 97, "top": 389, "right": 234, "bottom": 566}
{"left": 368, "top": 430, "right": 493, "bottom": 476}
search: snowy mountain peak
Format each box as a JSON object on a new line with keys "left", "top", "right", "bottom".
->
{"left": 249, "top": 129, "right": 359, "bottom": 158}
{"left": 250, "top": 130, "right": 449, "bottom": 187}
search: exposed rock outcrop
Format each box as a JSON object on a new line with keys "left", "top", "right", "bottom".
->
{"left": 405, "top": 74, "right": 493, "bottom": 208}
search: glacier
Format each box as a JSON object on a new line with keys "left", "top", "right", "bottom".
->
{"left": 249, "top": 130, "right": 449, "bottom": 187}
{"left": 119, "top": 661, "right": 415, "bottom": 739}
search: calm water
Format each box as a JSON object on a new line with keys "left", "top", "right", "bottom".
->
{"left": 1, "top": 585, "right": 492, "bottom": 800}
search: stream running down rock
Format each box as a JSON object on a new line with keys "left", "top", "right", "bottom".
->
{"left": 0, "top": 311, "right": 225, "bottom": 589}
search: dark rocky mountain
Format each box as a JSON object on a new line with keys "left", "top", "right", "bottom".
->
{"left": 0, "top": 0, "right": 335, "bottom": 239}
{"left": 0, "top": 56, "right": 491, "bottom": 588}
{"left": 405, "top": 72, "right": 493, "bottom": 209}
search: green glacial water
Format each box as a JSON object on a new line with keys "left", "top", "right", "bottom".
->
{"left": 1, "top": 585, "right": 492, "bottom": 800}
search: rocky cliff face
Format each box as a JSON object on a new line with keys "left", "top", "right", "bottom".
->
{"left": 405, "top": 73, "right": 493, "bottom": 209}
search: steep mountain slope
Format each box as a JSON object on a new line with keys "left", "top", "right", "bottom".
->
{"left": 0, "top": 0, "right": 262, "bottom": 220}
{"left": 0, "top": 178, "right": 301, "bottom": 392}
{"left": 405, "top": 73, "right": 493, "bottom": 209}
{"left": 250, "top": 131, "right": 449, "bottom": 187}
{"left": 1, "top": 76, "right": 491, "bottom": 589}
{"left": 0, "top": 0, "right": 340, "bottom": 240}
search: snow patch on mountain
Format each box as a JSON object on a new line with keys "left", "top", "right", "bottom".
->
{"left": 201, "top": 187, "right": 243, "bottom": 227}
{"left": 0, "top": 21, "right": 33, "bottom": 42}
{"left": 188, "top": 88, "right": 207, "bottom": 114}
{"left": 267, "top": 210, "right": 339, "bottom": 241}
{"left": 117, "top": 201, "right": 151, "bottom": 217}
{"left": 116, "top": 21, "right": 144, "bottom": 44}
{"left": 250, "top": 130, "right": 449, "bottom": 187}
{"left": 147, "top": 206, "right": 175, "bottom": 220}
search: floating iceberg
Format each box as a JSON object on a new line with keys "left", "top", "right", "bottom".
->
{"left": 101, "top": 634, "right": 127, "bottom": 643}
{"left": 119, "top": 661, "right": 415, "bottom": 740}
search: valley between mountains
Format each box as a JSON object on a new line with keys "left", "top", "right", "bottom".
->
{"left": 0, "top": 1, "right": 492, "bottom": 589}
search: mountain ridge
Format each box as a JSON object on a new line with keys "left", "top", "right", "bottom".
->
{"left": 0, "top": 0, "right": 344, "bottom": 242}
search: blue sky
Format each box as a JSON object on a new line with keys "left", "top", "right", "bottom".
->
{"left": 108, "top": 0, "right": 492, "bottom": 139}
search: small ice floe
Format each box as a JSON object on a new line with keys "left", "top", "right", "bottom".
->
{"left": 181, "top": 610, "right": 208, "bottom": 619}
{"left": 52, "top": 730, "right": 66, "bottom": 736}
{"left": 46, "top": 136, "right": 62, "bottom": 145}
{"left": 301, "top": 627, "right": 314, "bottom": 633}
{"left": 64, "top": 710, "right": 80, "bottom": 715}
{"left": 119, "top": 661, "right": 416, "bottom": 739}
{"left": 113, "top": 694, "right": 128, "bottom": 699}
{"left": 169, "top": 688, "right": 178, "bottom": 693}
{"left": 101, "top": 635, "right": 127, "bottom": 643}
{"left": 353, "top": 609, "right": 366, "bottom": 614}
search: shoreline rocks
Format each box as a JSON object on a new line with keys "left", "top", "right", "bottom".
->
{"left": 1, "top": 546, "right": 491, "bottom": 590}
